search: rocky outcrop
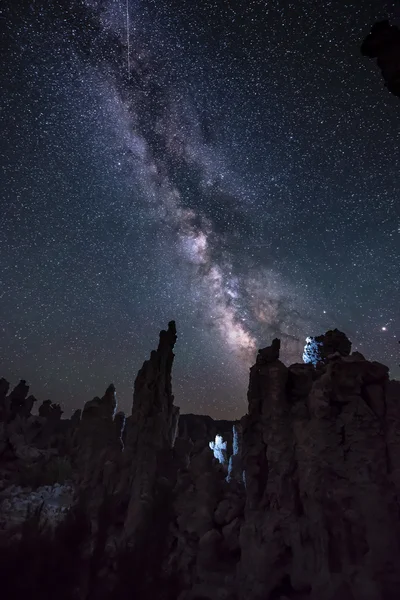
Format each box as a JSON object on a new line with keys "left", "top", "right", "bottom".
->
{"left": 38, "top": 399, "right": 63, "bottom": 420}
{"left": 0, "top": 325, "right": 399, "bottom": 600}
{"left": 121, "top": 320, "right": 180, "bottom": 540}
{"left": 361, "top": 20, "right": 400, "bottom": 97}
{"left": 0, "top": 482, "right": 74, "bottom": 530}
{"left": 8, "top": 379, "right": 30, "bottom": 420}
{"left": 239, "top": 336, "right": 400, "bottom": 600}
{"left": 73, "top": 383, "right": 122, "bottom": 492}
{"left": 303, "top": 328, "right": 352, "bottom": 366}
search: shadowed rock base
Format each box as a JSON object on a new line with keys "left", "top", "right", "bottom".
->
{"left": 0, "top": 325, "right": 399, "bottom": 600}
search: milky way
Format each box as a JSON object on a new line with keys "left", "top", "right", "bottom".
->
{"left": 1, "top": 0, "right": 399, "bottom": 418}
{"left": 87, "top": 0, "right": 312, "bottom": 360}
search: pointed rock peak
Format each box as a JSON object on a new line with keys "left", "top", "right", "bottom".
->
{"left": 104, "top": 383, "right": 116, "bottom": 400}
{"left": 81, "top": 386, "right": 116, "bottom": 421}
{"left": 8, "top": 380, "right": 31, "bottom": 419}
{"left": 81, "top": 396, "right": 101, "bottom": 420}
{"left": 71, "top": 408, "right": 82, "bottom": 426}
{"left": 101, "top": 383, "right": 117, "bottom": 405}
{"left": 158, "top": 320, "right": 177, "bottom": 352}
{"left": 132, "top": 321, "right": 178, "bottom": 417}
{"left": 0, "top": 377, "right": 9, "bottom": 397}
{"left": 102, "top": 384, "right": 117, "bottom": 418}
{"left": 9, "top": 379, "right": 29, "bottom": 401}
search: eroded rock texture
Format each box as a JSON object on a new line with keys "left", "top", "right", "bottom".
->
{"left": 361, "top": 20, "right": 400, "bottom": 97}
{"left": 239, "top": 336, "right": 400, "bottom": 600}
{"left": 0, "top": 325, "right": 399, "bottom": 600}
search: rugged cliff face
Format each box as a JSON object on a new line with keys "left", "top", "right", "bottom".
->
{"left": 0, "top": 323, "right": 399, "bottom": 600}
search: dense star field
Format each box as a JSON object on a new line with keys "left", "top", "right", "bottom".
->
{"left": 1, "top": 0, "right": 399, "bottom": 418}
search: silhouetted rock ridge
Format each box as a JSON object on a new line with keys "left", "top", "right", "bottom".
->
{"left": 0, "top": 325, "right": 399, "bottom": 600}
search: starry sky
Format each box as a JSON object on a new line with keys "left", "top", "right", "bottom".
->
{"left": 1, "top": 0, "right": 399, "bottom": 419}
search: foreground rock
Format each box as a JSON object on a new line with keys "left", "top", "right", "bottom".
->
{"left": 0, "top": 325, "right": 399, "bottom": 600}
{"left": 240, "top": 335, "right": 400, "bottom": 600}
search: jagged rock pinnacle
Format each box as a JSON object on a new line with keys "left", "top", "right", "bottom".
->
{"left": 0, "top": 326, "right": 399, "bottom": 600}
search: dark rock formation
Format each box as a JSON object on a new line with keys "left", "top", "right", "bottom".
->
{"left": 74, "top": 383, "right": 121, "bottom": 490}
{"left": 0, "top": 325, "right": 399, "bottom": 600}
{"left": 122, "top": 320, "right": 180, "bottom": 540}
{"left": 0, "top": 378, "right": 9, "bottom": 398}
{"left": 239, "top": 337, "right": 400, "bottom": 600}
{"left": 0, "top": 378, "right": 10, "bottom": 422}
{"left": 303, "top": 329, "right": 352, "bottom": 366}
{"left": 361, "top": 20, "right": 400, "bottom": 97}
{"left": 316, "top": 328, "right": 352, "bottom": 359}
{"left": 8, "top": 379, "right": 30, "bottom": 419}
{"left": 257, "top": 337, "right": 281, "bottom": 364}
{"left": 38, "top": 399, "right": 63, "bottom": 420}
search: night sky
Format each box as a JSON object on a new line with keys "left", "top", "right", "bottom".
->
{"left": 1, "top": 0, "right": 399, "bottom": 419}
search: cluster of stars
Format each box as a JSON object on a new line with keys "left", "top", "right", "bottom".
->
{"left": 0, "top": 0, "right": 398, "bottom": 418}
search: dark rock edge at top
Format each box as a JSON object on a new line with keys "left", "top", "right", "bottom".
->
{"left": 361, "top": 20, "right": 400, "bottom": 97}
